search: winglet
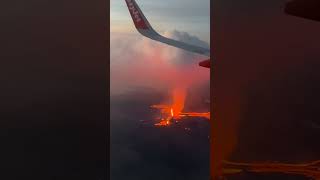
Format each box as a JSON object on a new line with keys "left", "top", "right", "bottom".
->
{"left": 125, "top": 0, "right": 151, "bottom": 30}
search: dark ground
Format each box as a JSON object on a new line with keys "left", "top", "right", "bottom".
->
{"left": 110, "top": 88, "right": 210, "bottom": 180}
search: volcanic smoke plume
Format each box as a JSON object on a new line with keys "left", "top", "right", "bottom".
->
{"left": 110, "top": 30, "right": 210, "bottom": 96}
{"left": 171, "top": 87, "right": 187, "bottom": 116}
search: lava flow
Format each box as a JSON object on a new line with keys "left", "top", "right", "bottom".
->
{"left": 152, "top": 87, "right": 210, "bottom": 127}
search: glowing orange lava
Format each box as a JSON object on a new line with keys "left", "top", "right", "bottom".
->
{"left": 151, "top": 86, "right": 210, "bottom": 127}
{"left": 179, "top": 112, "right": 210, "bottom": 119}
{"left": 154, "top": 118, "right": 171, "bottom": 126}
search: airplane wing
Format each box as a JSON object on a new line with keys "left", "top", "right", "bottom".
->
{"left": 124, "top": 0, "right": 210, "bottom": 57}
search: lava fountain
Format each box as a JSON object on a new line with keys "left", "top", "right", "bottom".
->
{"left": 152, "top": 86, "right": 210, "bottom": 127}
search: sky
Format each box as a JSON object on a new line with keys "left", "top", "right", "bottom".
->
{"left": 110, "top": 0, "right": 210, "bottom": 42}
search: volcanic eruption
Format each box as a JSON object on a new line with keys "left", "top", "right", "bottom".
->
{"left": 152, "top": 86, "right": 210, "bottom": 127}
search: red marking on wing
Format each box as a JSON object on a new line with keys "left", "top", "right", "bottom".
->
{"left": 125, "top": 0, "right": 149, "bottom": 29}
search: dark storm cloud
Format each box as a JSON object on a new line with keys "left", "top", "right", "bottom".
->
{"left": 212, "top": 0, "right": 320, "bottom": 172}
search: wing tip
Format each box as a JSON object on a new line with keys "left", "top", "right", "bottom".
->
{"left": 125, "top": 0, "right": 150, "bottom": 30}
